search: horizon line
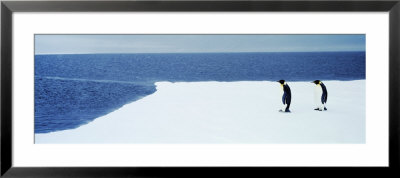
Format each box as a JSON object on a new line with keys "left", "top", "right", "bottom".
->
{"left": 35, "top": 50, "right": 366, "bottom": 55}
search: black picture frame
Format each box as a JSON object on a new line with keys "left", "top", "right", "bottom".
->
{"left": 1, "top": 0, "right": 399, "bottom": 177}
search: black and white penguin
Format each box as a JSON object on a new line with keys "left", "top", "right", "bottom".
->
{"left": 312, "top": 80, "right": 328, "bottom": 111}
{"left": 277, "top": 80, "right": 291, "bottom": 112}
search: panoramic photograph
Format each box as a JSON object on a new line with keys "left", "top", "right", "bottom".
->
{"left": 34, "top": 34, "right": 366, "bottom": 144}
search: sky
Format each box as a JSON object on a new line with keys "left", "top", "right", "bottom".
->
{"left": 35, "top": 34, "right": 365, "bottom": 54}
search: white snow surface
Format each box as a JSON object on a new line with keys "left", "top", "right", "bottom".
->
{"left": 35, "top": 80, "right": 366, "bottom": 144}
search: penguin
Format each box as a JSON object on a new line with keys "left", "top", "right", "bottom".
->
{"left": 277, "top": 80, "right": 291, "bottom": 112}
{"left": 312, "top": 80, "right": 328, "bottom": 111}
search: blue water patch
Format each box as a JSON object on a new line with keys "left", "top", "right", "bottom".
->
{"left": 35, "top": 76, "right": 156, "bottom": 133}
{"left": 35, "top": 52, "right": 365, "bottom": 133}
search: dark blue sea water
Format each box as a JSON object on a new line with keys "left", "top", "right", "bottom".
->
{"left": 35, "top": 52, "right": 365, "bottom": 133}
